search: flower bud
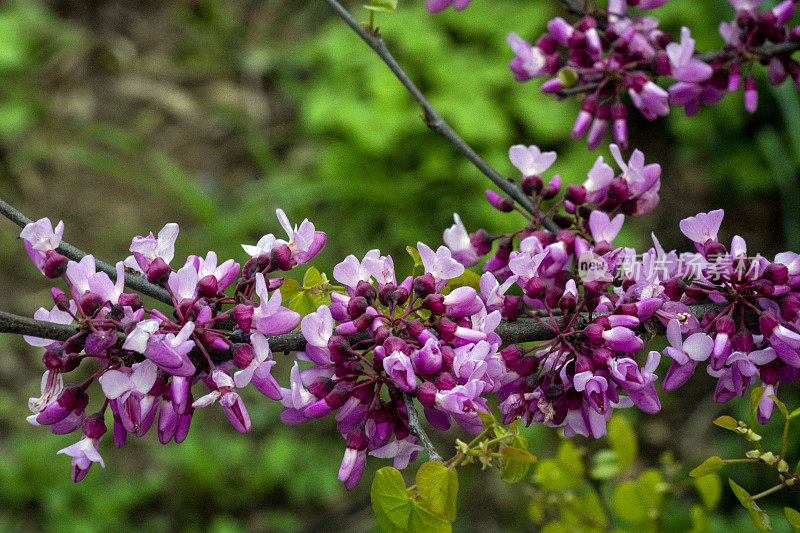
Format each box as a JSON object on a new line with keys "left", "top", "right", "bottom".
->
{"left": 522, "top": 174, "right": 544, "bottom": 196}
{"left": 744, "top": 76, "right": 758, "bottom": 114}
{"left": 147, "top": 257, "right": 171, "bottom": 286}
{"left": 346, "top": 296, "right": 369, "bottom": 319}
{"left": 542, "top": 175, "right": 561, "bottom": 200}
{"left": 43, "top": 250, "right": 68, "bottom": 279}
{"left": 197, "top": 275, "right": 218, "bottom": 298}
{"left": 82, "top": 412, "right": 108, "bottom": 440}
{"left": 233, "top": 343, "right": 255, "bottom": 368}
{"left": 118, "top": 292, "right": 143, "bottom": 310}
{"left": 78, "top": 292, "right": 104, "bottom": 317}
{"left": 270, "top": 244, "right": 292, "bottom": 271}
{"left": 485, "top": 190, "right": 514, "bottom": 212}
{"left": 53, "top": 289, "right": 71, "bottom": 311}
{"left": 233, "top": 304, "right": 253, "bottom": 332}
{"left": 765, "top": 263, "right": 789, "bottom": 285}
{"left": 417, "top": 381, "right": 437, "bottom": 408}
{"left": 565, "top": 184, "right": 586, "bottom": 205}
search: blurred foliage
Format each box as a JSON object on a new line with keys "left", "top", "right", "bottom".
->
{"left": 0, "top": 0, "right": 800, "bottom": 530}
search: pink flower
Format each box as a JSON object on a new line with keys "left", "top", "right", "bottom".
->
{"left": 125, "top": 223, "right": 179, "bottom": 273}
{"left": 57, "top": 436, "right": 105, "bottom": 482}
{"left": 20, "top": 218, "right": 64, "bottom": 273}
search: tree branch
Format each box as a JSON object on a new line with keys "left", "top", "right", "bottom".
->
{"left": 321, "top": 0, "right": 559, "bottom": 233}
{"left": 0, "top": 196, "right": 173, "bottom": 306}
{"left": 0, "top": 301, "right": 731, "bottom": 352}
{"left": 403, "top": 391, "right": 443, "bottom": 462}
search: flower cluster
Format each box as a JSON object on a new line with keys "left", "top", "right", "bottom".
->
{"left": 284, "top": 242, "right": 507, "bottom": 488}
{"left": 506, "top": 0, "right": 800, "bottom": 149}
{"left": 22, "top": 210, "right": 325, "bottom": 481}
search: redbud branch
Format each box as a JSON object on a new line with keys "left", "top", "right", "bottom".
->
{"left": 402, "top": 391, "right": 443, "bottom": 462}
{"left": 321, "top": 0, "right": 560, "bottom": 233}
{"left": 0, "top": 197, "right": 173, "bottom": 306}
{"left": 0, "top": 301, "right": 733, "bottom": 353}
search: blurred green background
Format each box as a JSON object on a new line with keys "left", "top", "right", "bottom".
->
{"left": 0, "top": 0, "right": 799, "bottom": 531}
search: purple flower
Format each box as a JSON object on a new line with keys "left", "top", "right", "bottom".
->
{"left": 602, "top": 327, "right": 644, "bottom": 352}
{"left": 582, "top": 156, "right": 615, "bottom": 203}
{"left": 507, "top": 34, "right": 547, "bottom": 82}
{"left": 679, "top": 209, "right": 725, "bottom": 248}
{"left": 125, "top": 223, "right": 179, "bottom": 273}
{"left": 66, "top": 255, "right": 97, "bottom": 296}
{"left": 629, "top": 80, "right": 670, "bottom": 120}
{"left": 234, "top": 333, "right": 281, "bottom": 400}
{"left": 662, "top": 319, "right": 713, "bottom": 390}
{"left": 57, "top": 436, "right": 104, "bottom": 482}
{"left": 242, "top": 209, "right": 326, "bottom": 267}
{"left": 418, "top": 242, "right": 464, "bottom": 291}
{"left": 370, "top": 437, "right": 422, "bottom": 469}
{"left": 667, "top": 27, "right": 713, "bottom": 83}
{"left": 167, "top": 264, "right": 199, "bottom": 305}
{"left": 509, "top": 144, "right": 557, "bottom": 177}
{"left": 301, "top": 305, "right": 335, "bottom": 365}
{"left": 443, "top": 214, "right": 480, "bottom": 267}
{"left": 88, "top": 262, "right": 126, "bottom": 305}
{"left": 20, "top": 218, "right": 64, "bottom": 273}
{"left": 143, "top": 322, "right": 197, "bottom": 377}
{"left": 589, "top": 211, "right": 625, "bottom": 248}
{"left": 279, "top": 362, "right": 318, "bottom": 424}
{"left": 24, "top": 305, "right": 75, "bottom": 347}
{"left": 99, "top": 360, "right": 158, "bottom": 404}
{"left": 191, "top": 251, "right": 240, "bottom": 293}
{"left": 383, "top": 351, "right": 417, "bottom": 392}
{"left": 252, "top": 273, "right": 301, "bottom": 335}
{"left": 193, "top": 370, "right": 252, "bottom": 433}
{"left": 27, "top": 370, "right": 64, "bottom": 423}
{"left": 425, "top": 0, "right": 471, "bottom": 13}
{"left": 361, "top": 251, "right": 397, "bottom": 289}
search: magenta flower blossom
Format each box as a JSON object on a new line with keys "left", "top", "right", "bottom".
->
{"left": 99, "top": 360, "right": 158, "bottom": 404}
{"left": 582, "top": 156, "right": 615, "bottom": 203}
{"left": 143, "top": 322, "right": 197, "bottom": 377}
{"left": 425, "top": 0, "right": 471, "bottom": 13}
{"left": 589, "top": 211, "right": 625, "bottom": 249}
{"left": 241, "top": 209, "right": 326, "bottom": 268}
{"left": 27, "top": 370, "right": 64, "bottom": 423}
{"left": 188, "top": 251, "right": 240, "bottom": 294}
{"left": 661, "top": 319, "right": 713, "bottom": 390}
{"left": 370, "top": 437, "right": 422, "bottom": 470}
{"left": 24, "top": 305, "right": 75, "bottom": 347}
{"left": 58, "top": 436, "right": 105, "bottom": 482}
{"left": 66, "top": 255, "right": 97, "bottom": 296}
{"left": 667, "top": 28, "right": 714, "bottom": 83}
{"left": 417, "top": 242, "right": 464, "bottom": 291}
{"left": 125, "top": 223, "right": 179, "bottom": 273}
{"left": 383, "top": 351, "right": 417, "bottom": 392}
{"left": 507, "top": 34, "right": 548, "bottom": 82}
{"left": 508, "top": 144, "right": 557, "bottom": 177}
{"left": 234, "top": 333, "right": 281, "bottom": 400}
{"left": 20, "top": 218, "right": 64, "bottom": 274}
{"left": 679, "top": 209, "right": 725, "bottom": 248}
{"left": 252, "top": 273, "right": 301, "bottom": 335}
{"left": 443, "top": 213, "right": 480, "bottom": 267}
{"left": 193, "top": 370, "right": 252, "bottom": 433}
{"left": 279, "top": 362, "right": 319, "bottom": 424}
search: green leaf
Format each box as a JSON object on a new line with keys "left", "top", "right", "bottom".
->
{"left": 611, "top": 481, "right": 649, "bottom": 523}
{"left": 607, "top": 416, "right": 637, "bottom": 471}
{"left": 636, "top": 469, "right": 665, "bottom": 513}
{"left": 278, "top": 279, "right": 303, "bottom": 301}
{"left": 364, "top": 0, "right": 398, "bottom": 12}
{"left": 371, "top": 467, "right": 451, "bottom": 533}
{"left": 589, "top": 449, "right": 621, "bottom": 480}
{"left": 784, "top": 507, "right": 800, "bottom": 533}
{"left": 287, "top": 291, "right": 320, "bottom": 317}
{"left": 415, "top": 462, "right": 458, "bottom": 522}
{"left": 556, "top": 440, "right": 585, "bottom": 478}
{"left": 689, "top": 504, "right": 711, "bottom": 533}
{"left": 728, "top": 479, "right": 772, "bottom": 532}
{"left": 444, "top": 269, "right": 481, "bottom": 291}
{"left": 501, "top": 435, "right": 536, "bottom": 483}
{"left": 535, "top": 459, "right": 581, "bottom": 492}
{"left": 693, "top": 474, "right": 722, "bottom": 510}
{"left": 770, "top": 395, "right": 789, "bottom": 418}
{"left": 528, "top": 500, "right": 543, "bottom": 523}
{"left": 371, "top": 467, "right": 413, "bottom": 532}
{"left": 689, "top": 457, "right": 725, "bottom": 478}
{"left": 713, "top": 416, "right": 739, "bottom": 431}
{"left": 302, "top": 266, "right": 323, "bottom": 288}
{"left": 789, "top": 407, "right": 800, "bottom": 420}
{"left": 406, "top": 246, "right": 423, "bottom": 268}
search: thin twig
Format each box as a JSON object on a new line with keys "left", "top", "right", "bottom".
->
{"left": 403, "top": 391, "right": 443, "bottom": 462}
{"left": 321, "top": 0, "right": 560, "bottom": 233}
{"left": 0, "top": 196, "right": 173, "bottom": 305}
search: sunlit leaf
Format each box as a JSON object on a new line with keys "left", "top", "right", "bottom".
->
{"left": 689, "top": 457, "right": 724, "bottom": 478}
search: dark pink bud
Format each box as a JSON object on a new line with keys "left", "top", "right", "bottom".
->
{"left": 417, "top": 381, "right": 437, "bottom": 408}
{"left": 765, "top": 263, "right": 789, "bottom": 285}
{"left": 732, "top": 330, "right": 754, "bottom": 353}
{"left": 525, "top": 277, "right": 546, "bottom": 299}
{"left": 437, "top": 317, "right": 457, "bottom": 342}
{"left": 78, "top": 292, "right": 104, "bottom": 317}
{"left": 42, "top": 349, "right": 63, "bottom": 371}
{"left": 233, "top": 343, "right": 255, "bottom": 368}
{"left": 355, "top": 280, "right": 377, "bottom": 304}
{"left": 197, "top": 275, "right": 218, "bottom": 298}
{"left": 413, "top": 273, "right": 436, "bottom": 299}
{"left": 565, "top": 184, "right": 586, "bottom": 205}
{"left": 347, "top": 296, "right": 369, "bottom": 318}
{"left": 591, "top": 346, "right": 613, "bottom": 367}
{"left": 502, "top": 295, "right": 524, "bottom": 320}
{"left": 655, "top": 51, "right": 671, "bottom": 76}
{"left": 760, "top": 312, "right": 780, "bottom": 337}
{"left": 118, "top": 292, "right": 142, "bottom": 310}
{"left": 500, "top": 345, "right": 523, "bottom": 366}
{"left": 345, "top": 429, "right": 369, "bottom": 451}
{"left": 716, "top": 315, "right": 735, "bottom": 335}
{"left": 43, "top": 250, "right": 68, "bottom": 279}
{"left": 781, "top": 295, "right": 800, "bottom": 321}
{"left": 147, "top": 257, "right": 171, "bottom": 286}
{"left": 53, "top": 289, "right": 71, "bottom": 312}
{"left": 233, "top": 304, "right": 253, "bottom": 332}
{"left": 435, "top": 372, "right": 457, "bottom": 391}
{"left": 270, "top": 244, "right": 292, "bottom": 271}
{"left": 422, "top": 294, "right": 446, "bottom": 316}
{"left": 469, "top": 229, "right": 494, "bottom": 256}
{"left": 585, "top": 323, "right": 604, "bottom": 344}
{"left": 328, "top": 335, "right": 352, "bottom": 363}
{"left": 82, "top": 412, "right": 107, "bottom": 439}
{"left": 378, "top": 283, "right": 397, "bottom": 307}
{"left": 486, "top": 190, "right": 514, "bottom": 212}
{"left": 522, "top": 174, "right": 544, "bottom": 196}
{"left": 542, "top": 175, "right": 561, "bottom": 200}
